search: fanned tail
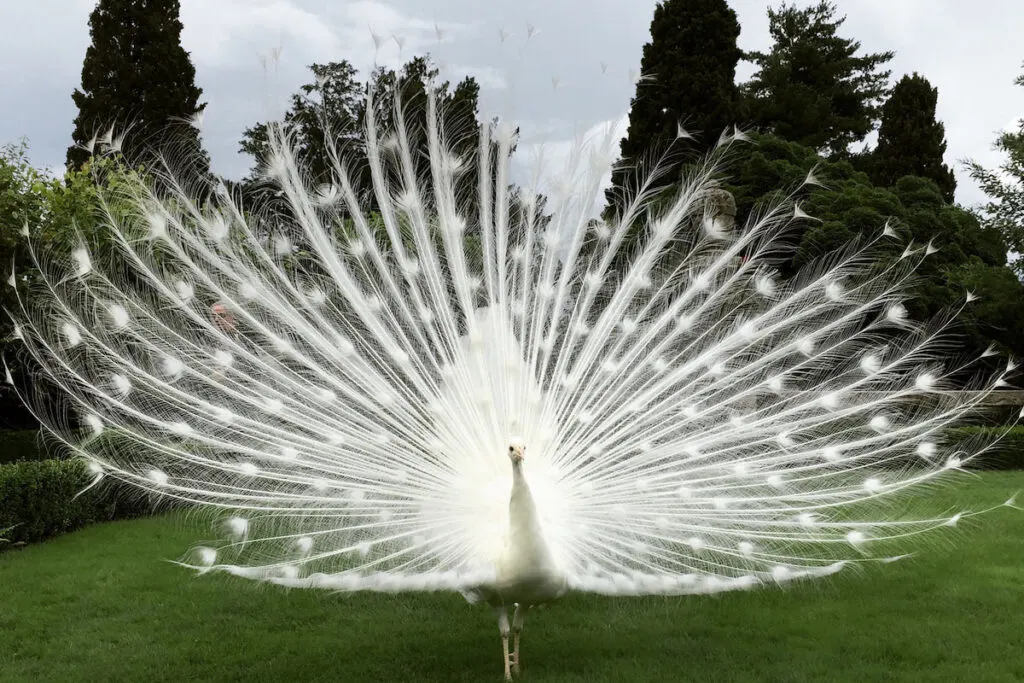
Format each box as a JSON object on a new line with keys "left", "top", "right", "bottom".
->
{"left": 543, "top": 147, "right": 1015, "bottom": 592}
{"left": 5, "top": 82, "right": 1013, "bottom": 595}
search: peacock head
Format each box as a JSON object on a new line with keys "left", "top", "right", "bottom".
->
{"left": 508, "top": 440, "right": 526, "bottom": 465}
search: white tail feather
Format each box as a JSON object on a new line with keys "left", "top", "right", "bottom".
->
{"left": 8, "top": 83, "right": 1011, "bottom": 597}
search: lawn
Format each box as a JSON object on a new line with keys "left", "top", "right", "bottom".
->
{"left": 2, "top": 472, "right": 1024, "bottom": 683}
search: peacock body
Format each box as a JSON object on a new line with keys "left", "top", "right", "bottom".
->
{"left": 7, "top": 75, "right": 1016, "bottom": 678}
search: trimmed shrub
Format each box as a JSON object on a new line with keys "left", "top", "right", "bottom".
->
{"left": 0, "top": 428, "right": 117, "bottom": 464}
{"left": 0, "top": 458, "right": 153, "bottom": 547}
{"left": 0, "top": 425, "right": 1018, "bottom": 550}
{"left": 947, "top": 426, "right": 1024, "bottom": 470}
{"left": 0, "top": 429, "right": 50, "bottom": 464}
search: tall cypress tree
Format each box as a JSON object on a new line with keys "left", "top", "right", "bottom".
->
{"left": 742, "top": 1, "right": 892, "bottom": 156}
{"left": 67, "top": 0, "right": 207, "bottom": 171}
{"left": 871, "top": 73, "right": 956, "bottom": 202}
{"left": 606, "top": 0, "right": 743, "bottom": 212}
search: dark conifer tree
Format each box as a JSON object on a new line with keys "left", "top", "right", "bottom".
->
{"left": 871, "top": 73, "right": 956, "bottom": 202}
{"left": 67, "top": 0, "right": 207, "bottom": 172}
{"left": 606, "top": 0, "right": 743, "bottom": 212}
{"left": 743, "top": 1, "right": 893, "bottom": 156}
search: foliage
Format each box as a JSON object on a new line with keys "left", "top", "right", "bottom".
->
{"left": 67, "top": 0, "right": 208, "bottom": 173}
{"left": 238, "top": 55, "right": 521, "bottom": 279}
{"left": 0, "top": 430, "right": 47, "bottom": 464}
{"left": 364, "top": 57, "right": 484, "bottom": 200}
{"left": 967, "top": 67, "right": 1024, "bottom": 278}
{"left": 725, "top": 134, "right": 1024, "bottom": 359}
{"left": 0, "top": 143, "right": 48, "bottom": 429}
{"left": 239, "top": 57, "right": 484, "bottom": 205}
{"left": 742, "top": 1, "right": 893, "bottom": 157}
{"left": 870, "top": 73, "right": 956, "bottom": 202}
{"left": 1, "top": 143, "right": 146, "bottom": 430}
{"left": 0, "top": 458, "right": 152, "bottom": 547}
{"left": 239, "top": 61, "right": 363, "bottom": 185}
{"left": 0, "top": 142, "right": 43, "bottom": 325}
{"left": 945, "top": 426, "right": 1024, "bottom": 470}
{"left": 607, "top": 0, "right": 742, "bottom": 212}
{"left": 941, "top": 256, "right": 1024, "bottom": 356}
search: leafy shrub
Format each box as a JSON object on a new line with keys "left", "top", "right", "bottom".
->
{"left": 0, "top": 429, "right": 49, "bottom": 464}
{"left": 0, "top": 458, "right": 152, "bottom": 547}
{"left": 0, "top": 426, "right": 1018, "bottom": 550}
{"left": 946, "top": 426, "right": 1024, "bottom": 470}
{"left": 0, "top": 428, "right": 126, "bottom": 464}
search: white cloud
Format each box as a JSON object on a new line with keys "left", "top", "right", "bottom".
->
{"left": 447, "top": 65, "right": 508, "bottom": 90}
{"left": 179, "top": 0, "right": 475, "bottom": 71}
{"left": 1, "top": 0, "right": 1022, "bottom": 211}
{"left": 180, "top": 1, "right": 342, "bottom": 69}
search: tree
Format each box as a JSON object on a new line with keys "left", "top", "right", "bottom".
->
{"left": 239, "top": 57, "right": 484, "bottom": 209}
{"left": 67, "top": 0, "right": 207, "bottom": 172}
{"left": 870, "top": 73, "right": 956, "bottom": 202}
{"left": 725, "top": 133, "right": 1024, "bottom": 360}
{"left": 0, "top": 142, "right": 45, "bottom": 428}
{"left": 0, "top": 143, "right": 43, "bottom": 312}
{"left": 742, "top": 1, "right": 893, "bottom": 156}
{"left": 967, "top": 67, "right": 1024, "bottom": 278}
{"left": 239, "top": 57, "right": 529, "bottom": 328}
{"left": 362, "top": 56, "right": 484, "bottom": 212}
{"left": 1, "top": 144, "right": 127, "bottom": 429}
{"left": 606, "top": 0, "right": 743, "bottom": 212}
{"left": 239, "top": 61, "right": 364, "bottom": 186}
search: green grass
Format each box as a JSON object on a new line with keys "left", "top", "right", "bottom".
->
{"left": 2, "top": 473, "right": 1024, "bottom": 682}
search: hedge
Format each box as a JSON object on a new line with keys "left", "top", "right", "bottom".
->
{"left": 0, "top": 458, "right": 153, "bottom": 547}
{"left": 0, "top": 429, "right": 51, "bottom": 465}
{"left": 0, "top": 425, "right": 1020, "bottom": 551}
{"left": 945, "top": 425, "right": 1024, "bottom": 470}
{"left": 1, "top": 428, "right": 137, "bottom": 464}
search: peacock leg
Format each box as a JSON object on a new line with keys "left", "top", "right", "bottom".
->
{"left": 495, "top": 607, "right": 512, "bottom": 681}
{"left": 510, "top": 603, "right": 525, "bottom": 676}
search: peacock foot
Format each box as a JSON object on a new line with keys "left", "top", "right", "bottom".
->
{"left": 502, "top": 650, "right": 521, "bottom": 680}
{"left": 510, "top": 638, "right": 521, "bottom": 676}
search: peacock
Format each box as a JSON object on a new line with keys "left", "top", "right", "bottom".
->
{"left": 6, "top": 76, "right": 1017, "bottom": 680}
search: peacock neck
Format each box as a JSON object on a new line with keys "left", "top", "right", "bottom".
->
{"left": 511, "top": 460, "right": 525, "bottom": 485}
{"left": 509, "top": 461, "right": 532, "bottom": 510}
{"left": 507, "top": 461, "right": 543, "bottom": 546}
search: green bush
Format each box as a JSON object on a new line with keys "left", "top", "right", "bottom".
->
{"left": 0, "top": 458, "right": 153, "bottom": 547}
{"left": 0, "top": 425, "right": 1018, "bottom": 550}
{"left": 0, "top": 429, "right": 49, "bottom": 464}
{"left": 946, "top": 426, "right": 1024, "bottom": 470}
{"left": 0, "top": 428, "right": 123, "bottom": 464}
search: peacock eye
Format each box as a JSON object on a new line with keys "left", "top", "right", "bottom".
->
{"left": 509, "top": 446, "right": 514, "bottom": 453}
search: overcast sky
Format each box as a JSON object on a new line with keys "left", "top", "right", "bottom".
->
{"left": 1, "top": 0, "right": 1021, "bottom": 208}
